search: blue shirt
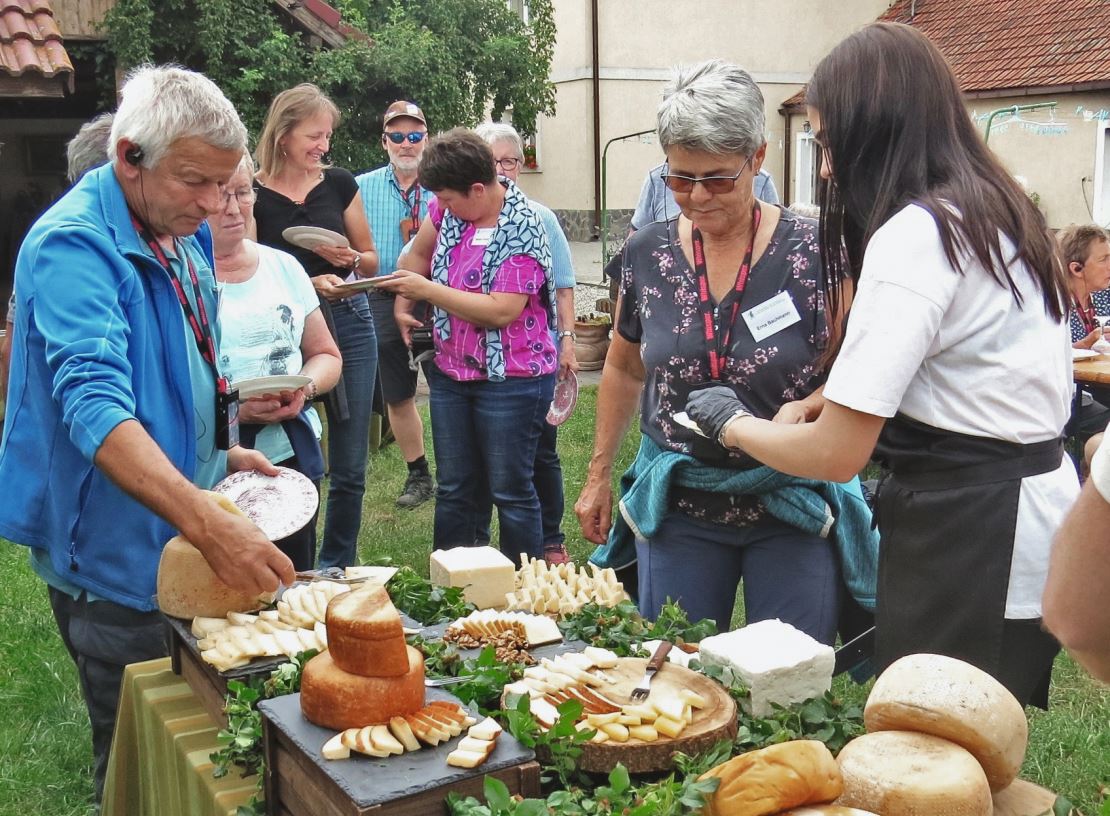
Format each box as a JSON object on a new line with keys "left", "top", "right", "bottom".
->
{"left": 530, "top": 199, "right": 576, "bottom": 341}
{"left": 356, "top": 165, "right": 432, "bottom": 274}
{"left": 630, "top": 163, "right": 781, "bottom": 231}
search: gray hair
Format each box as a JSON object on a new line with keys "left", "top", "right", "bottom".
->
{"left": 657, "top": 59, "right": 766, "bottom": 156}
{"left": 474, "top": 122, "right": 524, "bottom": 160}
{"left": 67, "top": 113, "right": 114, "bottom": 183}
{"left": 109, "top": 65, "right": 247, "bottom": 169}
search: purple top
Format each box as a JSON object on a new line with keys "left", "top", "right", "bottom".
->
{"left": 428, "top": 197, "right": 557, "bottom": 382}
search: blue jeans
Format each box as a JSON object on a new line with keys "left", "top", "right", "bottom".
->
{"left": 428, "top": 366, "right": 555, "bottom": 563}
{"left": 317, "top": 294, "right": 378, "bottom": 568}
{"left": 635, "top": 512, "right": 841, "bottom": 645}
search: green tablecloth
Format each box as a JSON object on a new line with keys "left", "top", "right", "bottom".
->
{"left": 102, "top": 657, "right": 257, "bottom": 816}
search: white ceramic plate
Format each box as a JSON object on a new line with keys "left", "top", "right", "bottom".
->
{"left": 333, "top": 274, "right": 401, "bottom": 294}
{"left": 281, "top": 225, "right": 350, "bottom": 250}
{"left": 233, "top": 375, "right": 312, "bottom": 400}
{"left": 673, "top": 411, "right": 708, "bottom": 437}
{"left": 547, "top": 370, "right": 578, "bottom": 426}
{"left": 212, "top": 467, "right": 319, "bottom": 541}
{"left": 1073, "top": 348, "right": 1100, "bottom": 361}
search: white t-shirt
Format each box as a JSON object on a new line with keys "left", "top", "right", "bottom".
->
{"left": 824, "top": 204, "right": 1079, "bottom": 618}
{"left": 218, "top": 243, "right": 322, "bottom": 464}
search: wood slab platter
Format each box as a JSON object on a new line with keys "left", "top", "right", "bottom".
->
{"left": 992, "top": 779, "right": 1060, "bottom": 816}
{"left": 541, "top": 656, "right": 737, "bottom": 775}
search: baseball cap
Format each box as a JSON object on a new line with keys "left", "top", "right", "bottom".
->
{"left": 383, "top": 101, "right": 426, "bottom": 128}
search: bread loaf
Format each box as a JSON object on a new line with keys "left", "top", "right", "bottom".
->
{"left": 156, "top": 492, "right": 273, "bottom": 618}
{"left": 864, "top": 653, "right": 1027, "bottom": 791}
{"left": 836, "top": 731, "right": 992, "bottom": 816}
{"left": 699, "top": 740, "right": 842, "bottom": 816}
{"left": 326, "top": 585, "right": 409, "bottom": 677}
{"left": 300, "top": 646, "right": 425, "bottom": 730}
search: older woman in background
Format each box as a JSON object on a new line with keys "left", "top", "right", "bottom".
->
{"left": 576, "top": 60, "right": 877, "bottom": 642}
{"left": 208, "top": 154, "right": 341, "bottom": 570}
{"left": 379, "top": 129, "right": 557, "bottom": 563}
{"left": 253, "top": 84, "right": 379, "bottom": 569}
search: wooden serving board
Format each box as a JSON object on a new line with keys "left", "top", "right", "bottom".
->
{"left": 992, "top": 779, "right": 1060, "bottom": 816}
{"left": 543, "top": 657, "right": 737, "bottom": 775}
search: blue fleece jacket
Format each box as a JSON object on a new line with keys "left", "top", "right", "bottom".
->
{"left": 0, "top": 164, "right": 220, "bottom": 611}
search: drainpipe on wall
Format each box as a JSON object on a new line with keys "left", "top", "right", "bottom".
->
{"left": 591, "top": 0, "right": 601, "bottom": 238}
{"left": 782, "top": 113, "right": 793, "bottom": 207}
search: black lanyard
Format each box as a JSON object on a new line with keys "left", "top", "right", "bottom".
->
{"left": 130, "top": 212, "right": 228, "bottom": 394}
{"left": 691, "top": 202, "right": 761, "bottom": 380}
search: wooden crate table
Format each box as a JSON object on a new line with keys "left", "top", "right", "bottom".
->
{"left": 259, "top": 692, "right": 541, "bottom": 816}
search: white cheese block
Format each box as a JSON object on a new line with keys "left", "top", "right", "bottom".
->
{"left": 864, "top": 653, "right": 1027, "bottom": 792}
{"left": 835, "top": 731, "right": 992, "bottom": 816}
{"left": 697, "top": 619, "right": 834, "bottom": 717}
{"left": 430, "top": 546, "right": 515, "bottom": 609}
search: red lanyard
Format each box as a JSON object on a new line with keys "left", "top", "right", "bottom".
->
{"left": 130, "top": 212, "right": 228, "bottom": 394}
{"left": 1076, "top": 295, "right": 1097, "bottom": 335}
{"left": 409, "top": 185, "right": 422, "bottom": 234}
{"left": 692, "top": 202, "right": 761, "bottom": 380}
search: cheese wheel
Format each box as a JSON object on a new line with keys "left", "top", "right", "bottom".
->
{"left": 300, "top": 646, "right": 425, "bottom": 730}
{"left": 325, "top": 585, "right": 409, "bottom": 677}
{"left": 836, "top": 731, "right": 992, "bottom": 816}
{"left": 699, "top": 740, "right": 842, "bottom": 816}
{"left": 865, "top": 653, "right": 1027, "bottom": 791}
{"left": 781, "top": 809, "right": 879, "bottom": 816}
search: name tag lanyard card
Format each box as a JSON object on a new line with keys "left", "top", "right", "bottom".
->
{"left": 130, "top": 212, "right": 239, "bottom": 449}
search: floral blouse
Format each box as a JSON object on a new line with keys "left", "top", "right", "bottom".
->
{"left": 617, "top": 210, "right": 827, "bottom": 526}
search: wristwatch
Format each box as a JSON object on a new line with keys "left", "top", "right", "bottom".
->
{"left": 719, "top": 409, "right": 753, "bottom": 450}
{"left": 350, "top": 253, "right": 362, "bottom": 272}
{"left": 557, "top": 330, "right": 576, "bottom": 341}
{"left": 305, "top": 379, "right": 318, "bottom": 401}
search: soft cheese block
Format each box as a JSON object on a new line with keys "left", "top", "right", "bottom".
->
{"left": 300, "top": 646, "right": 425, "bottom": 730}
{"left": 699, "top": 740, "right": 842, "bottom": 816}
{"left": 697, "top": 619, "right": 834, "bottom": 717}
{"left": 864, "top": 653, "right": 1027, "bottom": 791}
{"left": 430, "top": 546, "right": 515, "bottom": 610}
{"left": 835, "top": 731, "right": 992, "bottom": 816}
{"left": 326, "top": 585, "right": 409, "bottom": 677}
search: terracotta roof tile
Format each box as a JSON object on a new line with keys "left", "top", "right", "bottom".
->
{"left": 0, "top": 0, "right": 71, "bottom": 82}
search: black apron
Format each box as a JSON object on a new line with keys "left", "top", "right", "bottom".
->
{"left": 872, "top": 414, "right": 1063, "bottom": 708}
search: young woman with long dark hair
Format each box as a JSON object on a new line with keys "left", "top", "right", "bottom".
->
{"left": 686, "top": 22, "right": 1077, "bottom": 707}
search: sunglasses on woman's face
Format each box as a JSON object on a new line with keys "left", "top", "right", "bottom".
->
{"left": 385, "top": 131, "right": 426, "bottom": 144}
{"left": 661, "top": 156, "right": 753, "bottom": 194}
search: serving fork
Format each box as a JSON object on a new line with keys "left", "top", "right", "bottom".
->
{"left": 630, "top": 640, "right": 673, "bottom": 701}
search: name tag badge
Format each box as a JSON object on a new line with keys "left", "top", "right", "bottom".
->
{"left": 742, "top": 290, "right": 801, "bottom": 342}
{"left": 472, "top": 227, "right": 496, "bottom": 246}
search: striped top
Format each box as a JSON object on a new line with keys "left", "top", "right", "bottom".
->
{"left": 355, "top": 164, "right": 432, "bottom": 275}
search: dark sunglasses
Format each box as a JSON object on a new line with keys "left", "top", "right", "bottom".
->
{"left": 661, "top": 156, "right": 753, "bottom": 194}
{"left": 385, "top": 131, "right": 426, "bottom": 144}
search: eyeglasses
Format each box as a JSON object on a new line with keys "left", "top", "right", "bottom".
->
{"left": 495, "top": 157, "right": 522, "bottom": 171}
{"left": 385, "top": 131, "right": 426, "bottom": 144}
{"left": 221, "top": 189, "right": 256, "bottom": 206}
{"left": 660, "top": 156, "right": 753, "bottom": 194}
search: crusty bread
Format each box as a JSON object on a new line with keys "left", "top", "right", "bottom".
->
{"left": 300, "top": 645, "right": 425, "bottom": 730}
{"left": 326, "top": 584, "right": 409, "bottom": 677}
{"left": 699, "top": 740, "right": 842, "bottom": 816}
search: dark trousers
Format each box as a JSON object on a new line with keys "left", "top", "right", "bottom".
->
{"left": 47, "top": 587, "right": 167, "bottom": 804}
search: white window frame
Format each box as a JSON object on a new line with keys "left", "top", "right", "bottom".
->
{"left": 1094, "top": 119, "right": 1110, "bottom": 228}
{"left": 507, "top": 0, "right": 528, "bottom": 23}
{"left": 793, "top": 130, "right": 819, "bottom": 207}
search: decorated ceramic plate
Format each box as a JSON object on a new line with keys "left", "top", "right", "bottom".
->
{"left": 233, "top": 375, "right": 312, "bottom": 400}
{"left": 281, "top": 225, "right": 350, "bottom": 250}
{"left": 334, "top": 273, "right": 401, "bottom": 294}
{"left": 212, "top": 467, "right": 319, "bottom": 541}
{"left": 1073, "top": 348, "right": 1100, "bottom": 361}
{"left": 547, "top": 370, "right": 578, "bottom": 426}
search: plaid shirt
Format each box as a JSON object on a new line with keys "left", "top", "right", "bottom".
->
{"left": 355, "top": 164, "right": 432, "bottom": 274}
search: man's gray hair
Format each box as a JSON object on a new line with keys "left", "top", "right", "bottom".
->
{"left": 67, "top": 113, "right": 114, "bottom": 183}
{"left": 657, "top": 59, "right": 766, "bottom": 157}
{"left": 475, "top": 122, "right": 524, "bottom": 160}
{"left": 109, "top": 65, "right": 247, "bottom": 169}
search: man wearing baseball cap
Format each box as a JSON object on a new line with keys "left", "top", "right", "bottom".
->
{"left": 356, "top": 101, "right": 436, "bottom": 507}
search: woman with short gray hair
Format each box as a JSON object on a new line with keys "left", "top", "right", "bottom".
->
{"left": 576, "top": 59, "right": 877, "bottom": 642}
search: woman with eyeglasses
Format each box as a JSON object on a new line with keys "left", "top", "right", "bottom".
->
{"left": 253, "top": 84, "right": 380, "bottom": 569}
{"left": 575, "top": 59, "right": 878, "bottom": 643}
{"left": 208, "top": 153, "right": 342, "bottom": 570}
{"left": 684, "top": 24, "right": 1076, "bottom": 707}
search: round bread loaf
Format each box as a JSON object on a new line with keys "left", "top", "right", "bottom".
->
{"left": 156, "top": 492, "right": 272, "bottom": 618}
{"left": 300, "top": 645, "right": 426, "bottom": 730}
{"left": 865, "top": 653, "right": 1027, "bottom": 791}
{"left": 698, "top": 740, "right": 842, "bottom": 816}
{"left": 836, "top": 731, "right": 992, "bottom": 816}
{"left": 326, "top": 585, "right": 409, "bottom": 677}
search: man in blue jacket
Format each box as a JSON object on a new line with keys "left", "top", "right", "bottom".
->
{"left": 0, "top": 65, "right": 295, "bottom": 803}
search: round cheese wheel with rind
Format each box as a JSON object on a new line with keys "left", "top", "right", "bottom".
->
{"left": 326, "top": 585, "right": 409, "bottom": 677}
{"left": 781, "top": 808, "right": 879, "bottom": 815}
{"left": 300, "top": 645, "right": 425, "bottom": 730}
{"left": 836, "top": 731, "right": 992, "bottom": 816}
{"left": 864, "top": 653, "right": 1027, "bottom": 791}
{"left": 698, "top": 740, "right": 842, "bottom": 816}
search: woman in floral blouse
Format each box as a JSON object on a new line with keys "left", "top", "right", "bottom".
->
{"left": 575, "top": 60, "right": 877, "bottom": 642}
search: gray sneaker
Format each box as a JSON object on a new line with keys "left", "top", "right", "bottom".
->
{"left": 396, "top": 471, "right": 435, "bottom": 508}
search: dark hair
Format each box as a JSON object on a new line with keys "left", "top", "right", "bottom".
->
{"left": 807, "top": 22, "right": 1069, "bottom": 360}
{"left": 418, "top": 128, "right": 496, "bottom": 194}
{"left": 1057, "top": 223, "right": 1109, "bottom": 271}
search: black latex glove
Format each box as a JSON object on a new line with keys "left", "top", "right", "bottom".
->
{"left": 686, "top": 385, "right": 753, "bottom": 446}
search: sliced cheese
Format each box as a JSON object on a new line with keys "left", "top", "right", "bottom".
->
{"left": 467, "top": 717, "right": 503, "bottom": 741}
{"left": 321, "top": 732, "right": 350, "bottom": 760}
{"left": 446, "top": 748, "right": 490, "bottom": 768}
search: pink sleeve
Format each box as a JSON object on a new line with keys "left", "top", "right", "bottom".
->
{"left": 490, "top": 255, "right": 545, "bottom": 295}
{"left": 427, "top": 197, "right": 444, "bottom": 229}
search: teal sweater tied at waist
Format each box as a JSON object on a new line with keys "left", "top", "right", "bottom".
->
{"left": 589, "top": 435, "right": 880, "bottom": 610}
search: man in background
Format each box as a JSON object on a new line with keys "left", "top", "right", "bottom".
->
{"left": 629, "top": 161, "right": 780, "bottom": 232}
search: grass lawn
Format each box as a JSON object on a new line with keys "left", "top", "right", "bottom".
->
{"left": 0, "top": 386, "right": 1107, "bottom": 815}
